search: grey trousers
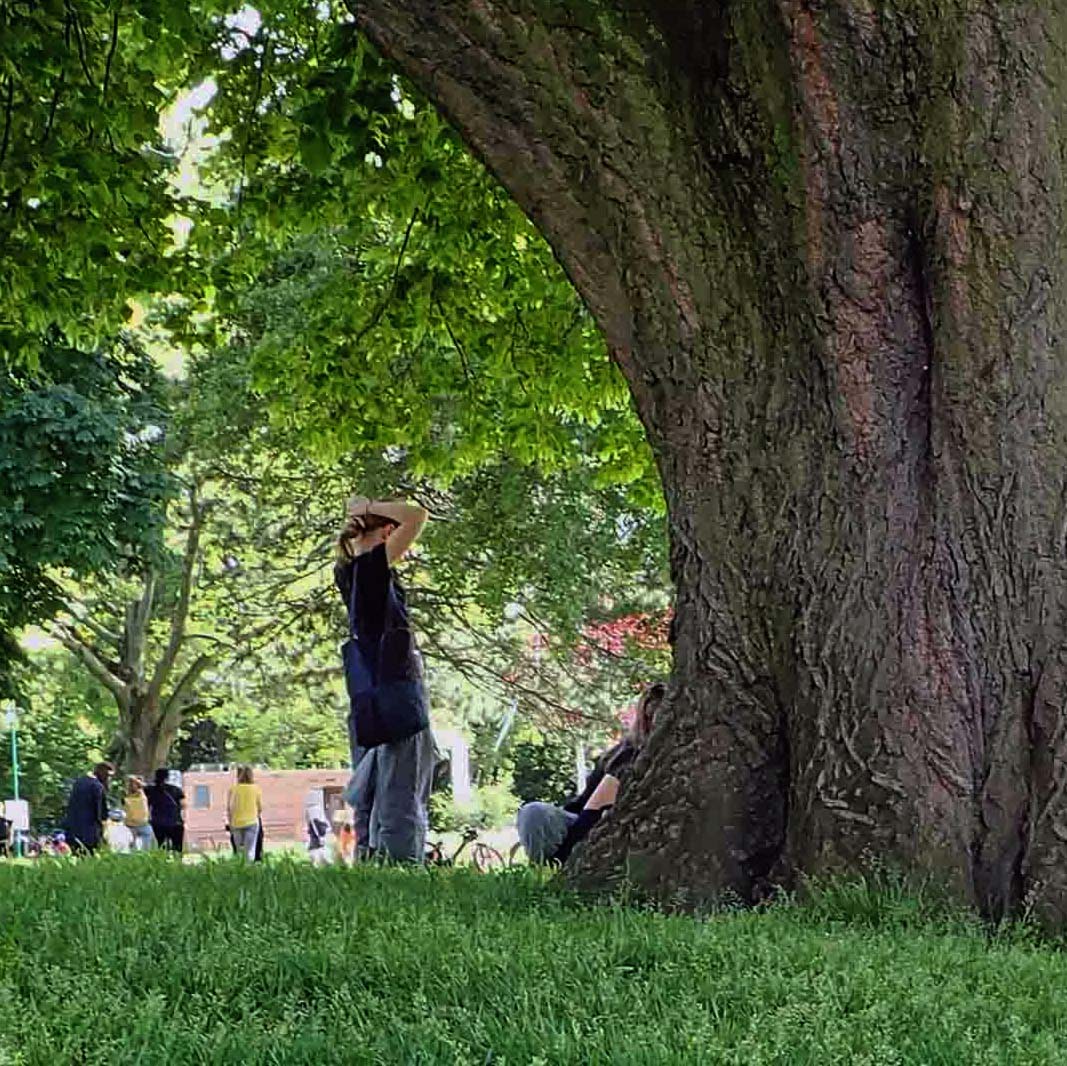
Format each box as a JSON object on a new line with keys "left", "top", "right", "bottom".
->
{"left": 231, "top": 823, "right": 259, "bottom": 861}
{"left": 516, "top": 802, "right": 578, "bottom": 863}
{"left": 348, "top": 728, "right": 436, "bottom": 862}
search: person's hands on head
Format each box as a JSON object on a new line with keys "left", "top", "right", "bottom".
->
{"left": 346, "top": 494, "right": 371, "bottom": 519}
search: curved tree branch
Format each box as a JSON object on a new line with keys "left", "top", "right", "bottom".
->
{"left": 101, "top": 3, "right": 120, "bottom": 105}
{"left": 351, "top": 2, "right": 690, "bottom": 361}
{"left": 0, "top": 77, "right": 14, "bottom": 173}
{"left": 149, "top": 485, "right": 206, "bottom": 701}
{"left": 50, "top": 622, "right": 128, "bottom": 704}
{"left": 61, "top": 604, "right": 122, "bottom": 650}
{"left": 160, "top": 653, "right": 214, "bottom": 727}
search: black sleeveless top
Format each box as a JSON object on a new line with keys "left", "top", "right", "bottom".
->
{"left": 334, "top": 544, "right": 420, "bottom": 685}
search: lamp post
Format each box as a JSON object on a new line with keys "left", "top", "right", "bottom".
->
{"left": 2, "top": 704, "right": 21, "bottom": 858}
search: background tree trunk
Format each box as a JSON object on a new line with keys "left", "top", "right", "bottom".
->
{"left": 124, "top": 693, "right": 181, "bottom": 778}
{"left": 356, "top": 1, "right": 1067, "bottom": 920}
{"left": 52, "top": 486, "right": 214, "bottom": 777}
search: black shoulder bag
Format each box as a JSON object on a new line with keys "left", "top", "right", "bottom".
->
{"left": 341, "top": 557, "right": 429, "bottom": 748}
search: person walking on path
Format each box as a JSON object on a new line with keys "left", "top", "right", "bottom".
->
{"left": 337, "top": 496, "right": 434, "bottom": 863}
{"left": 145, "top": 768, "right": 185, "bottom": 853}
{"left": 63, "top": 762, "right": 114, "bottom": 856}
{"left": 227, "top": 765, "right": 262, "bottom": 861}
{"left": 124, "top": 776, "right": 154, "bottom": 851}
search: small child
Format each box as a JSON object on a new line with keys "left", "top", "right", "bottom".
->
{"left": 333, "top": 821, "right": 356, "bottom": 866}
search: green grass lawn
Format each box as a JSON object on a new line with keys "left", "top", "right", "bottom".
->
{"left": 1, "top": 858, "right": 1066, "bottom": 1064}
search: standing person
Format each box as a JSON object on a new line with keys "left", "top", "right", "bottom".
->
{"left": 226, "top": 765, "right": 262, "bottom": 861}
{"left": 145, "top": 768, "right": 185, "bottom": 853}
{"left": 336, "top": 495, "right": 435, "bottom": 863}
{"left": 63, "top": 762, "right": 114, "bottom": 856}
{"left": 124, "top": 776, "right": 154, "bottom": 852}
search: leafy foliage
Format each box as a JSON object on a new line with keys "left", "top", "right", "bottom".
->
{"left": 0, "top": 648, "right": 111, "bottom": 822}
{"left": 6, "top": 2, "right": 672, "bottom": 777}
{"left": 0, "top": 336, "right": 172, "bottom": 646}
{"left": 0, "top": 1, "right": 227, "bottom": 361}
{"left": 510, "top": 728, "right": 583, "bottom": 806}
{"left": 181, "top": 6, "right": 658, "bottom": 498}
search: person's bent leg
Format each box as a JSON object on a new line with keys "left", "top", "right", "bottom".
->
{"left": 516, "top": 802, "right": 578, "bottom": 863}
{"left": 375, "top": 728, "right": 435, "bottom": 862}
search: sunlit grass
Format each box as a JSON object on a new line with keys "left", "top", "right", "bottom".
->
{"left": 0, "top": 857, "right": 1065, "bottom": 1064}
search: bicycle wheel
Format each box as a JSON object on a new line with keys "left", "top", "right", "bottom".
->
{"left": 471, "top": 842, "right": 506, "bottom": 873}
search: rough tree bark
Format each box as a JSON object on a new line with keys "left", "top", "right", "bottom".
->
{"left": 356, "top": 1, "right": 1067, "bottom": 920}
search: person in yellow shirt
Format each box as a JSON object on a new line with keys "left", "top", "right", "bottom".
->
{"left": 227, "top": 766, "right": 262, "bottom": 860}
{"left": 124, "top": 776, "right": 154, "bottom": 851}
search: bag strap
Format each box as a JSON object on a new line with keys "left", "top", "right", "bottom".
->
{"left": 347, "top": 557, "right": 359, "bottom": 638}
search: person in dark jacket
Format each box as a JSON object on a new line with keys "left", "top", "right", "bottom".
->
{"left": 63, "top": 762, "right": 115, "bottom": 855}
{"left": 144, "top": 767, "right": 186, "bottom": 853}
{"left": 517, "top": 683, "right": 665, "bottom": 864}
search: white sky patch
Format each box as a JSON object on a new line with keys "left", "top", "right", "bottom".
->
{"left": 20, "top": 628, "right": 57, "bottom": 653}
{"left": 162, "top": 78, "right": 218, "bottom": 144}
{"left": 171, "top": 215, "right": 194, "bottom": 248}
{"left": 221, "top": 6, "right": 263, "bottom": 59}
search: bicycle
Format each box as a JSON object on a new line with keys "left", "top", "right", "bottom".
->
{"left": 425, "top": 826, "right": 513, "bottom": 872}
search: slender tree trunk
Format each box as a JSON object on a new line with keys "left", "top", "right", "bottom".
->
{"left": 357, "top": 1, "right": 1067, "bottom": 920}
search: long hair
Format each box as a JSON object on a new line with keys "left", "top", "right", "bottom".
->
{"left": 237, "top": 765, "right": 254, "bottom": 785}
{"left": 628, "top": 682, "right": 666, "bottom": 746}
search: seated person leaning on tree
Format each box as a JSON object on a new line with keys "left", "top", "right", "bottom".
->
{"left": 517, "top": 682, "right": 665, "bottom": 864}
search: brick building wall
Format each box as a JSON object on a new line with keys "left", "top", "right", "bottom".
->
{"left": 181, "top": 768, "right": 351, "bottom": 852}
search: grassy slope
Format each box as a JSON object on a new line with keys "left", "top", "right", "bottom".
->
{"left": 1, "top": 858, "right": 1066, "bottom": 1065}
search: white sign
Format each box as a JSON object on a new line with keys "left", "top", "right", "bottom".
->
{"left": 2, "top": 800, "right": 29, "bottom": 831}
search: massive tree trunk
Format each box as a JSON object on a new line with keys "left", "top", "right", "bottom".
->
{"left": 356, "top": 1, "right": 1067, "bottom": 921}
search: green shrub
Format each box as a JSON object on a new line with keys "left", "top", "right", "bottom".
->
{"left": 510, "top": 732, "right": 580, "bottom": 804}
{"left": 430, "top": 777, "right": 519, "bottom": 832}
